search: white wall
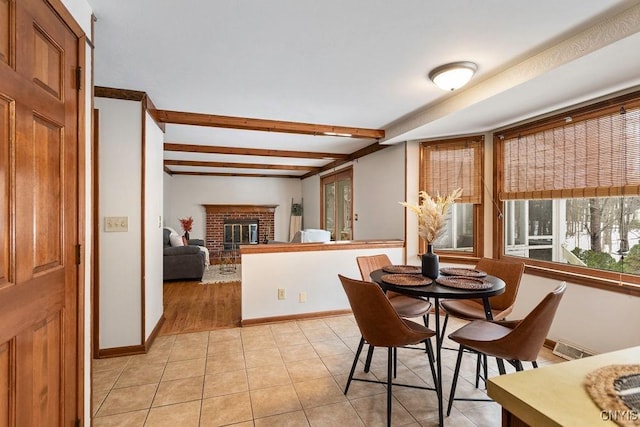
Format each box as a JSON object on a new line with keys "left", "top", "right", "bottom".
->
{"left": 241, "top": 245, "right": 403, "bottom": 320}
{"left": 163, "top": 175, "right": 301, "bottom": 242}
{"left": 405, "top": 141, "right": 421, "bottom": 264}
{"left": 299, "top": 144, "right": 405, "bottom": 241}
{"left": 96, "top": 98, "right": 143, "bottom": 348}
{"left": 144, "top": 112, "right": 164, "bottom": 339}
{"left": 301, "top": 175, "right": 320, "bottom": 229}
{"left": 61, "top": 0, "right": 93, "bottom": 36}
{"left": 353, "top": 144, "right": 405, "bottom": 240}
{"left": 511, "top": 276, "right": 640, "bottom": 354}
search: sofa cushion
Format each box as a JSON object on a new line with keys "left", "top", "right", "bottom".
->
{"left": 169, "top": 233, "right": 184, "bottom": 247}
{"left": 163, "top": 228, "right": 172, "bottom": 248}
{"left": 164, "top": 245, "right": 200, "bottom": 256}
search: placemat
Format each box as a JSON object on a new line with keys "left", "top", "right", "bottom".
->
{"left": 381, "top": 274, "right": 431, "bottom": 287}
{"left": 382, "top": 265, "right": 422, "bottom": 274}
{"left": 435, "top": 276, "right": 493, "bottom": 290}
{"left": 439, "top": 267, "right": 487, "bottom": 278}
{"left": 584, "top": 364, "right": 640, "bottom": 426}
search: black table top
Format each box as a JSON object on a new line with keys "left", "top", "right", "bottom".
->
{"left": 370, "top": 268, "right": 505, "bottom": 300}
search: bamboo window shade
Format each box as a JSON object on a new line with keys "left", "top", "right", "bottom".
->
{"left": 500, "top": 105, "right": 640, "bottom": 200}
{"left": 422, "top": 138, "right": 482, "bottom": 204}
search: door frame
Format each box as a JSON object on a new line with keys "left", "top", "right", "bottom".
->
{"left": 44, "top": 0, "right": 89, "bottom": 422}
{"left": 320, "top": 166, "right": 353, "bottom": 240}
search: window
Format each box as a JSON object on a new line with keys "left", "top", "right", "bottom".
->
{"left": 321, "top": 167, "right": 353, "bottom": 241}
{"left": 496, "top": 91, "right": 640, "bottom": 294}
{"left": 420, "top": 136, "right": 484, "bottom": 258}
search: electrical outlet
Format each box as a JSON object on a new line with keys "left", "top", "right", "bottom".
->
{"left": 278, "top": 288, "right": 285, "bottom": 300}
{"left": 299, "top": 292, "right": 307, "bottom": 303}
{"left": 104, "top": 216, "right": 128, "bottom": 232}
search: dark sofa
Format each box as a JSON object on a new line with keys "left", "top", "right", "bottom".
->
{"left": 163, "top": 228, "right": 206, "bottom": 281}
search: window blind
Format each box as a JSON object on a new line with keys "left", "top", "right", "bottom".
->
{"left": 500, "top": 106, "right": 640, "bottom": 200}
{"left": 422, "top": 138, "right": 482, "bottom": 204}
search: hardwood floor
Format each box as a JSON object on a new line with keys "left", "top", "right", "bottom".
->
{"left": 159, "top": 279, "right": 241, "bottom": 335}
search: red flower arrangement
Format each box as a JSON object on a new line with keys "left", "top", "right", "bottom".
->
{"left": 179, "top": 216, "right": 194, "bottom": 233}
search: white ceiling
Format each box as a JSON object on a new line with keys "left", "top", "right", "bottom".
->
{"left": 88, "top": 0, "right": 640, "bottom": 177}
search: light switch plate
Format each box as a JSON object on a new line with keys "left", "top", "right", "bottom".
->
{"left": 105, "top": 216, "right": 128, "bottom": 232}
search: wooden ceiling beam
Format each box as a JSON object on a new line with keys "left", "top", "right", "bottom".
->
{"left": 301, "top": 141, "right": 391, "bottom": 179}
{"left": 164, "top": 143, "right": 348, "bottom": 160}
{"left": 170, "top": 171, "right": 301, "bottom": 179}
{"left": 164, "top": 159, "right": 320, "bottom": 172}
{"left": 153, "top": 109, "right": 385, "bottom": 139}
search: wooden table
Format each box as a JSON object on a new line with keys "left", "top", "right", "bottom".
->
{"left": 488, "top": 346, "right": 640, "bottom": 426}
{"left": 371, "top": 269, "right": 506, "bottom": 426}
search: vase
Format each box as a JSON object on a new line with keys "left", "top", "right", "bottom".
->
{"left": 422, "top": 244, "right": 439, "bottom": 279}
{"left": 184, "top": 231, "right": 190, "bottom": 241}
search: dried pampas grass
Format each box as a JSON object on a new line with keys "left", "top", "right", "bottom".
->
{"left": 400, "top": 188, "right": 462, "bottom": 244}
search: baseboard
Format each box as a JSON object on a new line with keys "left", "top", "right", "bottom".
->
{"left": 144, "top": 315, "right": 165, "bottom": 352}
{"left": 544, "top": 337, "right": 556, "bottom": 350}
{"left": 241, "top": 309, "right": 352, "bottom": 326}
{"left": 96, "top": 316, "right": 166, "bottom": 358}
{"left": 97, "top": 344, "right": 146, "bottom": 359}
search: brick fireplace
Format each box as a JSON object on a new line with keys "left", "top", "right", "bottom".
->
{"left": 203, "top": 204, "right": 277, "bottom": 256}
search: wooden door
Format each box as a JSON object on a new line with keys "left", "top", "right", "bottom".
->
{"left": 0, "top": 0, "right": 80, "bottom": 425}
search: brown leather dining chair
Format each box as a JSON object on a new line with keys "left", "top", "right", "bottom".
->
{"left": 357, "top": 255, "right": 433, "bottom": 373}
{"left": 339, "top": 274, "right": 438, "bottom": 427}
{"left": 357, "top": 254, "right": 432, "bottom": 326}
{"left": 439, "top": 258, "right": 524, "bottom": 385}
{"left": 446, "top": 282, "right": 566, "bottom": 416}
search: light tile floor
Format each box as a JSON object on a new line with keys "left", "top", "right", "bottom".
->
{"left": 92, "top": 315, "right": 564, "bottom": 426}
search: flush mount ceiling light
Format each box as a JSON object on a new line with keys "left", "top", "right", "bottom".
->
{"left": 428, "top": 61, "right": 477, "bottom": 91}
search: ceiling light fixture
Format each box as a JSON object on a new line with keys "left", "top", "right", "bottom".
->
{"left": 324, "top": 131, "right": 352, "bottom": 137}
{"left": 428, "top": 61, "right": 477, "bottom": 91}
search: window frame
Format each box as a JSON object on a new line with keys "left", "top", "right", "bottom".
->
{"left": 494, "top": 90, "right": 640, "bottom": 297}
{"left": 419, "top": 136, "right": 485, "bottom": 262}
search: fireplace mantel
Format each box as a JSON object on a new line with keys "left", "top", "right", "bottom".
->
{"left": 203, "top": 204, "right": 278, "bottom": 214}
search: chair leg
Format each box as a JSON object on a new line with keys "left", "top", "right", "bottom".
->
{"left": 483, "top": 354, "right": 488, "bottom": 385}
{"left": 364, "top": 344, "right": 375, "bottom": 373}
{"left": 425, "top": 339, "right": 438, "bottom": 388}
{"left": 393, "top": 347, "right": 397, "bottom": 378}
{"left": 447, "top": 345, "right": 465, "bottom": 416}
{"left": 474, "top": 353, "right": 481, "bottom": 388}
{"left": 345, "top": 337, "right": 365, "bottom": 394}
{"left": 387, "top": 347, "right": 393, "bottom": 427}
{"left": 475, "top": 353, "right": 488, "bottom": 388}
{"left": 496, "top": 357, "right": 506, "bottom": 375}
{"left": 422, "top": 315, "right": 430, "bottom": 352}
{"left": 532, "top": 361, "right": 538, "bottom": 369}
{"left": 439, "top": 313, "right": 449, "bottom": 343}
{"left": 514, "top": 360, "right": 524, "bottom": 371}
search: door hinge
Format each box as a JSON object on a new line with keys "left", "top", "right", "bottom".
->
{"left": 76, "top": 66, "right": 82, "bottom": 90}
{"left": 75, "top": 244, "right": 82, "bottom": 265}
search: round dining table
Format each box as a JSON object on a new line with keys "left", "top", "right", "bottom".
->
{"left": 370, "top": 268, "right": 506, "bottom": 427}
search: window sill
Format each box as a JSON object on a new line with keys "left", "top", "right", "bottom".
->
{"left": 504, "top": 258, "right": 640, "bottom": 297}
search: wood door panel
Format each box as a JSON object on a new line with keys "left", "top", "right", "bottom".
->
{"left": 33, "top": 114, "right": 61, "bottom": 273}
{"left": 32, "top": 24, "right": 61, "bottom": 99}
{"left": 31, "top": 313, "right": 61, "bottom": 427}
{"left": 0, "top": 270, "right": 64, "bottom": 345}
{"left": 0, "top": 341, "right": 10, "bottom": 427}
{"left": 0, "top": 0, "right": 79, "bottom": 424}
{"left": 0, "top": 94, "right": 12, "bottom": 288}
{"left": 0, "top": 0, "right": 12, "bottom": 67}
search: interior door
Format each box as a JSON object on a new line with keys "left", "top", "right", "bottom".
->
{"left": 0, "top": 0, "right": 80, "bottom": 425}
{"left": 321, "top": 168, "right": 353, "bottom": 240}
